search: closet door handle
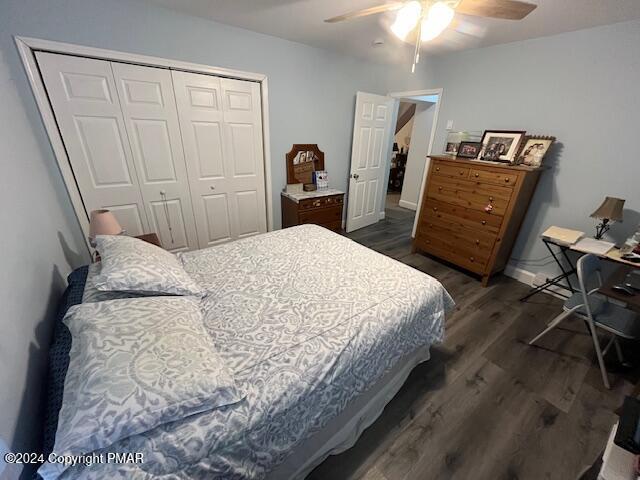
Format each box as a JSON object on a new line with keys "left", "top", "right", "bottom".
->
{"left": 210, "top": 186, "right": 215, "bottom": 190}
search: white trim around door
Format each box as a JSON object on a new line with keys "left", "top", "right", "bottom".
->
{"left": 388, "top": 88, "right": 443, "bottom": 239}
{"left": 15, "top": 36, "right": 274, "bottom": 253}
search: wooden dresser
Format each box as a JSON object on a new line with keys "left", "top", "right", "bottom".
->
{"left": 281, "top": 189, "right": 344, "bottom": 232}
{"left": 414, "top": 155, "right": 543, "bottom": 285}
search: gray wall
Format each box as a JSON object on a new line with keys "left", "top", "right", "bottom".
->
{"left": 0, "top": 0, "right": 435, "bottom": 458}
{"left": 429, "top": 19, "right": 640, "bottom": 278}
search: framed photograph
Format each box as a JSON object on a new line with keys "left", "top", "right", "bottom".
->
{"left": 480, "top": 130, "right": 526, "bottom": 163}
{"left": 445, "top": 142, "right": 459, "bottom": 155}
{"left": 456, "top": 141, "right": 482, "bottom": 159}
{"left": 517, "top": 136, "right": 556, "bottom": 167}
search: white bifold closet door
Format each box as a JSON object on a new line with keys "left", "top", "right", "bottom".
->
{"left": 36, "top": 52, "right": 152, "bottom": 239}
{"left": 172, "top": 71, "right": 267, "bottom": 247}
{"left": 36, "top": 51, "right": 267, "bottom": 251}
{"left": 110, "top": 62, "right": 198, "bottom": 252}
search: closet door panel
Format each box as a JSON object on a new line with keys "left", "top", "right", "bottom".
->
{"left": 112, "top": 62, "right": 198, "bottom": 252}
{"left": 173, "top": 71, "right": 267, "bottom": 248}
{"left": 202, "top": 194, "right": 232, "bottom": 244}
{"left": 36, "top": 52, "right": 149, "bottom": 236}
{"left": 221, "top": 78, "right": 267, "bottom": 237}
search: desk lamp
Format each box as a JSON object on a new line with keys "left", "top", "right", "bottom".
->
{"left": 590, "top": 197, "right": 624, "bottom": 240}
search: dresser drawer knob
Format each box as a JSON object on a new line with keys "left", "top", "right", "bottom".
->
{"left": 433, "top": 207, "right": 438, "bottom": 211}
{"left": 428, "top": 223, "right": 433, "bottom": 228}
{"left": 476, "top": 240, "right": 480, "bottom": 245}
{"left": 489, "top": 196, "right": 494, "bottom": 202}
{"left": 426, "top": 240, "right": 431, "bottom": 244}
{"left": 470, "top": 256, "right": 475, "bottom": 262}
{"left": 475, "top": 173, "right": 479, "bottom": 178}
{"left": 505, "top": 178, "right": 510, "bottom": 183}
{"left": 459, "top": 170, "right": 464, "bottom": 175}
{"left": 438, "top": 186, "right": 442, "bottom": 191}
{"left": 481, "top": 220, "right": 487, "bottom": 225}
{"left": 436, "top": 167, "right": 440, "bottom": 172}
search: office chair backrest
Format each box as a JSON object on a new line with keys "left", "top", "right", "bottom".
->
{"left": 577, "top": 254, "right": 604, "bottom": 320}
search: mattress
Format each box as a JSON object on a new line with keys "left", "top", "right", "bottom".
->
{"left": 57, "top": 225, "right": 453, "bottom": 479}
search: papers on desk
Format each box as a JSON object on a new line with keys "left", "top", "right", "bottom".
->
{"left": 542, "top": 226, "right": 585, "bottom": 246}
{"left": 573, "top": 238, "right": 616, "bottom": 256}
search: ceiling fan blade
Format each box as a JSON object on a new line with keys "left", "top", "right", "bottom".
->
{"left": 324, "top": 2, "right": 404, "bottom": 23}
{"left": 456, "top": 0, "right": 537, "bottom": 20}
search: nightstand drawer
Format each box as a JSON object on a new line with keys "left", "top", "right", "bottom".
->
{"left": 299, "top": 195, "right": 344, "bottom": 210}
{"left": 299, "top": 205, "right": 342, "bottom": 224}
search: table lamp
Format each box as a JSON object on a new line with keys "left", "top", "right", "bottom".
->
{"left": 88, "top": 209, "right": 124, "bottom": 247}
{"left": 590, "top": 197, "right": 624, "bottom": 240}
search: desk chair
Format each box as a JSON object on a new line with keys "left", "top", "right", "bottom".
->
{"left": 529, "top": 254, "right": 640, "bottom": 389}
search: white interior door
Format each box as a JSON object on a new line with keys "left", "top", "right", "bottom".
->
{"left": 346, "top": 92, "right": 396, "bottom": 233}
{"left": 172, "top": 70, "right": 267, "bottom": 248}
{"left": 36, "top": 52, "right": 150, "bottom": 236}
{"left": 111, "top": 63, "right": 198, "bottom": 252}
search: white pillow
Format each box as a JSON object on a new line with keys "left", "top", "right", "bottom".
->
{"left": 38, "top": 296, "right": 243, "bottom": 480}
{"left": 94, "top": 235, "right": 202, "bottom": 296}
{"left": 82, "top": 262, "right": 144, "bottom": 303}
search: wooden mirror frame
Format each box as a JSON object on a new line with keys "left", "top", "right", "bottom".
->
{"left": 286, "top": 144, "right": 325, "bottom": 185}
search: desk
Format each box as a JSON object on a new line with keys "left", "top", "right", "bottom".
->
{"left": 599, "top": 265, "right": 640, "bottom": 312}
{"left": 521, "top": 237, "right": 639, "bottom": 301}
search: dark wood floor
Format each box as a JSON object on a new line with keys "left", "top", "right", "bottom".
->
{"left": 308, "top": 195, "right": 639, "bottom": 480}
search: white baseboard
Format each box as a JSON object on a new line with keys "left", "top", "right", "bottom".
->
{"left": 503, "top": 263, "right": 569, "bottom": 300}
{"left": 398, "top": 199, "right": 417, "bottom": 211}
{"left": 379, "top": 211, "right": 385, "bottom": 220}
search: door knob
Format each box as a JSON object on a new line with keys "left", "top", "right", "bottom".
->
{"left": 210, "top": 186, "right": 215, "bottom": 190}
{"left": 351, "top": 173, "right": 360, "bottom": 180}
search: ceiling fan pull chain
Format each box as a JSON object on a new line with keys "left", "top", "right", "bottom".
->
{"left": 412, "top": 17, "right": 422, "bottom": 73}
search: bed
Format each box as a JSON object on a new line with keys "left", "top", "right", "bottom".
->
{"left": 42, "top": 224, "right": 453, "bottom": 480}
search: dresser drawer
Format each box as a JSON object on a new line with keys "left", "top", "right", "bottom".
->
{"left": 420, "top": 216, "right": 497, "bottom": 252}
{"left": 469, "top": 168, "right": 518, "bottom": 187}
{"left": 427, "top": 177, "right": 511, "bottom": 216}
{"left": 414, "top": 232, "right": 488, "bottom": 274}
{"left": 422, "top": 198, "right": 502, "bottom": 234}
{"left": 299, "top": 205, "right": 342, "bottom": 224}
{"left": 299, "top": 195, "right": 344, "bottom": 210}
{"left": 432, "top": 162, "right": 469, "bottom": 179}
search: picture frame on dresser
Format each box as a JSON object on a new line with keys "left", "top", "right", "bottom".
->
{"left": 413, "top": 155, "right": 544, "bottom": 286}
{"left": 479, "top": 130, "right": 526, "bottom": 163}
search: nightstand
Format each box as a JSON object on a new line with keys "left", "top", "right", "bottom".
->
{"left": 281, "top": 189, "right": 345, "bottom": 232}
{"left": 135, "top": 233, "right": 162, "bottom": 248}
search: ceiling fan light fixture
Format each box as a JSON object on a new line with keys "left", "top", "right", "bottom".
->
{"left": 421, "top": 1, "right": 455, "bottom": 42}
{"left": 390, "top": 1, "right": 422, "bottom": 40}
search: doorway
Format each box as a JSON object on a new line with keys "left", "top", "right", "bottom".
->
{"left": 344, "top": 88, "right": 442, "bottom": 235}
{"left": 385, "top": 89, "right": 442, "bottom": 237}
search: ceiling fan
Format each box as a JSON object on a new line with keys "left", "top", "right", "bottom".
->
{"left": 325, "top": 0, "right": 537, "bottom": 71}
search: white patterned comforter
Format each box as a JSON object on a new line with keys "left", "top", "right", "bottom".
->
{"left": 62, "top": 225, "right": 453, "bottom": 480}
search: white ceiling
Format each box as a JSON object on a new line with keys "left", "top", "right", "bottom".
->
{"left": 149, "top": 0, "right": 640, "bottom": 64}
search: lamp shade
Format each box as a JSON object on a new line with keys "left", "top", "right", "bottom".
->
{"left": 89, "top": 209, "right": 123, "bottom": 238}
{"left": 590, "top": 197, "right": 625, "bottom": 221}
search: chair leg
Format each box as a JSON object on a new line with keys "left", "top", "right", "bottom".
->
{"left": 613, "top": 337, "right": 631, "bottom": 367}
{"left": 587, "top": 322, "right": 610, "bottom": 390}
{"left": 529, "top": 310, "right": 574, "bottom": 346}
